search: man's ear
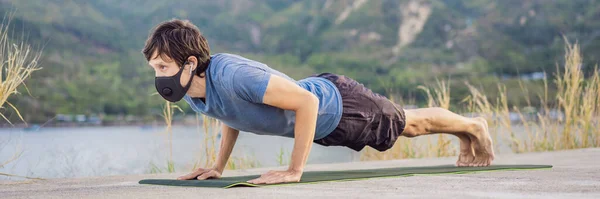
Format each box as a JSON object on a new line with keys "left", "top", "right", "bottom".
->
{"left": 186, "top": 56, "right": 198, "bottom": 70}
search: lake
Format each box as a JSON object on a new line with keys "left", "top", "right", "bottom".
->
{"left": 0, "top": 126, "right": 359, "bottom": 179}
{"left": 0, "top": 123, "right": 537, "bottom": 180}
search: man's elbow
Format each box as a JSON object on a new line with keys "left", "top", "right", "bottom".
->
{"left": 304, "top": 92, "right": 319, "bottom": 110}
{"left": 290, "top": 91, "right": 319, "bottom": 112}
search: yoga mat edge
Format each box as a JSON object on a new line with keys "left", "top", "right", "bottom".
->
{"left": 138, "top": 164, "right": 552, "bottom": 188}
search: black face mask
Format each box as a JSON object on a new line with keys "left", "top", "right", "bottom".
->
{"left": 155, "top": 62, "right": 197, "bottom": 102}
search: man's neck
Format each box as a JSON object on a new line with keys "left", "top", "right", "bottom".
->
{"left": 186, "top": 75, "right": 206, "bottom": 98}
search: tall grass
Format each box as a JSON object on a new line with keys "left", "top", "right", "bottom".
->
{"left": 196, "top": 114, "right": 218, "bottom": 168}
{"left": 360, "top": 39, "right": 599, "bottom": 161}
{"left": 150, "top": 103, "right": 259, "bottom": 174}
{"left": 194, "top": 115, "right": 260, "bottom": 170}
{"left": 497, "top": 40, "right": 600, "bottom": 152}
{"left": 276, "top": 147, "right": 289, "bottom": 166}
{"left": 149, "top": 101, "right": 182, "bottom": 173}
{"left": 0, "top": 14, "right": 42, "bottom": 179}
{"left": 0, "top": 14, "right": 42, "bottom": 124}
{"left": 555, "top": 40, "right": 599, "bottom": 149}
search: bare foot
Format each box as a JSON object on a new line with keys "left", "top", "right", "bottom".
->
{"left": 468, "top": 117, "right": 495, "bottom": 167}
{"left": 455, "top": 134, "right": 475, "bottom": 167}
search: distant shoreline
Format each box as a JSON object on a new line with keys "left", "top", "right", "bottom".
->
{"left": 0, "top": 120, "right": 202, "bottom": 129}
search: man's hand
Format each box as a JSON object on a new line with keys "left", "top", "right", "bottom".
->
{"left": 176, "top": 123, "right": 238, "bottom": 181}
{"left": 247, "top": 169, "right": 302, "bottom": 184}
{"left": 177, "top": 167, "right": 222, "bottom": 180}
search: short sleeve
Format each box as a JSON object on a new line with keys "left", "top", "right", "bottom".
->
{"left": 231, "top": 65, "right": 271, "bottom": 103}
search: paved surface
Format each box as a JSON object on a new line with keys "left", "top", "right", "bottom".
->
{"left": 1, "top": 148, "right": 599, "bottom": 199}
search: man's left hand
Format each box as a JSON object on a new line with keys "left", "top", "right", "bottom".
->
{"left": 247, "top": 170, "right": 302, "bottom": 185}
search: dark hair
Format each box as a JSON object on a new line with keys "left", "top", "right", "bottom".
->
{"left": 142, "top": 19, "right": 211, "bottom": 76}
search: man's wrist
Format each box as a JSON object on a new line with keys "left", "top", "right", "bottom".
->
{"left": 287, "top": 166, "right": 304, "bottom": 174}
{"left": 212, "top": 165, "right": 224, "bottom": 173}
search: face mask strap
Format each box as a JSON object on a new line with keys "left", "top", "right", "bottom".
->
{"left": 182, "top": 61, "right": 197, "bottom": 90}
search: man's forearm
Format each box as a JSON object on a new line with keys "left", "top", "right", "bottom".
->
{"left": 288, "top": 96, "right": 319, "bottom": 172}
{"left": 214, "top": 123, "right": 239, "bottom": 173}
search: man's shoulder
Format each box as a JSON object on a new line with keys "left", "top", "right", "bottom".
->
{"left": 210, "top": 53, "right": 238, "bottom": 62}
{"left": 207, "top": 53, "right": 269, "bottom": 87}
{"left": 210, "top": 53, "right": 261, "bottom": 66}
{"left": 210, "top": 53, "right": 267, "bottom": 73}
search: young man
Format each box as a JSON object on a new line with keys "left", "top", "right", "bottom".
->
{"left": 143, "top": 19, "right": 494, "bottom": 185}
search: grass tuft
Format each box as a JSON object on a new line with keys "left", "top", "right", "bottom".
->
{"left": 0, "top": 13, "right": 42, "bottom": 178}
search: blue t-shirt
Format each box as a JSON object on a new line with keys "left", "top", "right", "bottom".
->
{"left": 183, "top": 53, "right": 342, "bottom": 140}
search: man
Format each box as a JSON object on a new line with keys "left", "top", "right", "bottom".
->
{"left": 143, "top": 19, "right": 494, "bottom": 185}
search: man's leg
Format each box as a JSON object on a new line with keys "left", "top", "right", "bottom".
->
{"left": 401, "top": 107, "right": 495, "bottom": 167}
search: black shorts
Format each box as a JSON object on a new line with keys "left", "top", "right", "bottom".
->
{"left": 312, "top": 73, "right": 406, "bottom": 152}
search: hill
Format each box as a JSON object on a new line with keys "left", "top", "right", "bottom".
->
{"left": 0, "top": 0, "right": 598, "bottom": 124}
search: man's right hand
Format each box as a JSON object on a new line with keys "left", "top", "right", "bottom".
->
{"left": 176, "top": 123, "right": 238, "bottom": 181}
{"left": 177, "top": 167, "right": 222, "bottom": 180}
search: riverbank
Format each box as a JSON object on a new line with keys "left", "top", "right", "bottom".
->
{"left": 1, "top": 148, "right": 598, "bottom": 199}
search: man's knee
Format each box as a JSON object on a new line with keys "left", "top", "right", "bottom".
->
{"left": 403, "top": 111, "right": 432, "bottom": 137}
{"left": 401, "top": 123, "right": 420, "bottom": 138}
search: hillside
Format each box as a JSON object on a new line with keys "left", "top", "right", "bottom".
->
{"left": 0, "top": 0, "right": 599, "bottom": 124}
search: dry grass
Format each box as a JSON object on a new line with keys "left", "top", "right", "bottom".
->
{"left": 555, "top": 40, "right": 599, "bottom": 149}
{"left": 225, "top": 154, "right": 260, "bottom": 170}
{"left": 360, "top": 39, "right": 599, "bottom": 162}
{"left": 151, "top": 102, "right": 259, "bottom": 174}
{"left": 0, "top": 14, "right": 42, "bottom": 178}
{"left": 276, "top": 147, "right": 289, "bottom": 166}
{"left": 0, "top": 14, "right": 42, "bottom": 124}
{"left": 149, "top": 101, "right": 182, "bottom": 173}
{"left": 493, "top": 40, "right": 599, "bottom": 152}
{"left": 194, "top": 114, "right": 218, "bottom": 169}
{"left": 192, "top": 114, "right": 259, "bottom": 170}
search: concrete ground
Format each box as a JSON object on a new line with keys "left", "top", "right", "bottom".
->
{"left": 1, "top": 148, "right": 599, "bottom": 199}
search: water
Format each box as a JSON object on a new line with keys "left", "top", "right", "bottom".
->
{"left": 0, "top": 126, "right": 358, "bottom": 179}
{"left": 0, "top": 124, "right": 539, "bottom": 180}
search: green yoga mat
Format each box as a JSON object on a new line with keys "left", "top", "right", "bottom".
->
{"left": 139, "top": 164, "right": 552, "bottom": 188}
